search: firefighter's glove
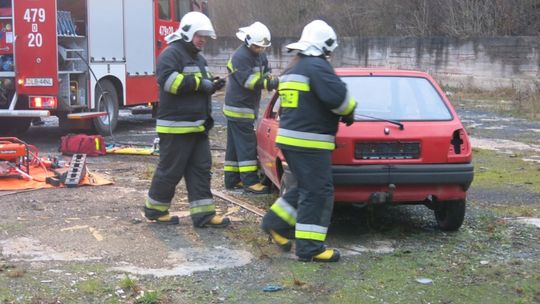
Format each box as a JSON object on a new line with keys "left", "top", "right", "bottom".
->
{"left": 200, "top": 79, "right": 216, "bottom": 95}
{"left": 266, "top": 77, "right": 279, "bottom": 91}
{"left": 212, "top": 77, "right": 226, "bottom": 91}
{"left": 341, "top": 112, "right": 355, "bottom": 126}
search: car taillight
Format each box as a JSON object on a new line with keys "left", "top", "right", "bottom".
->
{"left": 29, "top": 96, "right": 57, "bottom": 109}
{"left": 448, "top": 129, "right": 470, "bottom": 157}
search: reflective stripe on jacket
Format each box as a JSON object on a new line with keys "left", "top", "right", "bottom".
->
{"left": 224, "top": 44, "right": 271, "bottom": 121}
{"left": 276, "top": 54, "right": 356, "bottom": 151}
{"left": 156, "top": 40, "right": 213, "bottom": 134}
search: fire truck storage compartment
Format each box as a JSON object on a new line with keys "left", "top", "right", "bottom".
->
{"left": 57, "top": 0, "right": 88, "bottom": 111}
{"left": 0, "top": 0, "right": 14, "bottom": 108}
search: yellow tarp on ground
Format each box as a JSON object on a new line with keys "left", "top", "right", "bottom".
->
{"left": 106, "top": 146, "right": 157, "bottom": 156}
{"left": 0, "top": 165, "right": 113, "bottom": 191}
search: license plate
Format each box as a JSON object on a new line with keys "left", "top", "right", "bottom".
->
{"left": 355, "top": 142, "right": 420, "bottom": 160}
{"left": 25, "top": 78, "right": 53, "bottom": 87}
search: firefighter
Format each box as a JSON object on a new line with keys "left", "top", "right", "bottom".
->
{"left": 261, "top": 20, "right": 357, "bottom": 262}
{"left": 223, "top": 22, "right": 278, "bottom": 194}
{"left": 144, "top": 12, "right": 230, "bottom": 228}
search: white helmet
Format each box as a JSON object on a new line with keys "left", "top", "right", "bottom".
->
{"left": 286, "top": 20, "right": 338, "bottom": 56}
{"left": 165, "top": 12, "right": 216, "bottom": 44}
{"left": 236, "top": 22, "right": 271, "bottom": 47}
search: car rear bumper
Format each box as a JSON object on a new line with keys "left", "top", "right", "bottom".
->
{"left": 333, "top": 163, "right": 474, "bottom": 190}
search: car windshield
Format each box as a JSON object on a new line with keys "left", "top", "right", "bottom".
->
{"left": 341, "top": 76, "right": 452, "bottom": 121}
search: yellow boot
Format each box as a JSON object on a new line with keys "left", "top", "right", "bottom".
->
{"left": 205, "top": 215, "right": 231, "bottom": 228}
{"left": 245, "top": 183, "right": 269, "bottom": 194}
{"left": 298, "top": 249, "right": 340, "bottom": 262}
{"left": 270, "top": 230, "right": 292, "bottom": 252}
{"left": 144, "top": 207, "right": 179, "bottom": 225}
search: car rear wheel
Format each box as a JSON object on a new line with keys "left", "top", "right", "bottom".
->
{"left": 434, "top": 199, "right": 466, "bottom": 231}
{"left": 279, "top": 168, "right": 297, "bottom": 197}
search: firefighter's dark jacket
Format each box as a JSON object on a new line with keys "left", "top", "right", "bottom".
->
{"left": 155, "top": 40, "right": 213, "bottom": 134}
{"left": 224, "top": 44, "right": 271, "bottom": 121}
{"left": 276, "top": 54, "right": 356, "bottom": 151}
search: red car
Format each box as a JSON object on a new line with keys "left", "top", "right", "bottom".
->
{"left": 256, "top": 69, "right": 474, "bottom": 231}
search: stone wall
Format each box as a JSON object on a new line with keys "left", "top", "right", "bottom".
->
{"left": 203, "top": 36, "right": 539, "bottom": 91}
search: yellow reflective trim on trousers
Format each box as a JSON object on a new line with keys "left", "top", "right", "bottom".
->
{"left": 270, "top": 203, "right": 296, "bottom": 226}
{"left": 156, "top": 125, "right": 205, "bottom": 134}
{"left": 239, "top": 165, "right": 257, "bottom": 172}
{"left": 190, "top": 204, "right": 216, "bottom": 215}
{"left": 224, "top": 165, "right": 239, "bottom": 172}
{"left": 224, "top": 165, "right": 257, "bottom": 172}
{"left": 227, "top": 59, "right": 234, "bottom": 72}
{"left": 295, "top": 230, "right": 327, "bottom": 241}
{"left": 276, "top": 135, "right": 335, "bottom": 150}
{"left": 223, "top": 109, "right": 256, "bottom": 119}
{"left": 145, "top": 200, "right": 169, "bottom": 212}
{"left": 171, "top": 74, "right": 185, "bottom": 94}
{"left": 278, "top": 81, "right": 310, "bottom": 91}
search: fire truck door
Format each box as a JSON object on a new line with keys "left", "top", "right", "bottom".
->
{"left": 13, "top": 0, "right": 58, "bottom": 96}
{"left": 155, "top": 0, "right": 179, "bottom": 57}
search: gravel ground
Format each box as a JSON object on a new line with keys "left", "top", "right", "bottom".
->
{"left": 0, "top": 95, "right": 539, "bottom": 303}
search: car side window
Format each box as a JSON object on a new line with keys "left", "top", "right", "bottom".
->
{"left": 270, "top": 97, "right": 281, "bottom": 121}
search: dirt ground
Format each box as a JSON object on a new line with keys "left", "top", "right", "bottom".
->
{"left": 1, "top": 96, "right": 539, "bottom": 303}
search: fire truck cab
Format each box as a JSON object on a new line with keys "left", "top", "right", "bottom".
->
{"left": 0, "top": 0, "right": 207, "bottom": 136}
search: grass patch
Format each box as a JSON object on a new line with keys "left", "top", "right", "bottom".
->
{"left": 472, "top": 149, "right": 540, "bottom": 193}
{"left": 135, "top": 290, "right": 162, "bottom": 304}
{"left": 0, "top": 223, "right": 25, "bottom": 232}
{"left": 329, "top": 253, "right": 539, "bottom": 304}
{"left": 140, "top": 165, "right": 155, "bottom": 180}
{"left": 491, "top": 204, "right": 539, "bottom": 217}
{"left": 5, "top": 267, "right": 26, "bottom": 278}
{"left": 119, "top": 274, "right": 139, "bottom": 292}
{"left": 76, "top": 278, "right": 108, "bottom": 295}
{"left": 447, "top": 84, "right": 539, "bottom": 120}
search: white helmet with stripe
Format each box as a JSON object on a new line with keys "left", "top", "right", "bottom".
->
{"left": 166, "top": 12, "right": 216, "bottom": 44}
{"left": 286, "top": 20, "right": 338, "bottom": 56}
{"left": 236, "top": 22, "right": 271, "bottom": 47}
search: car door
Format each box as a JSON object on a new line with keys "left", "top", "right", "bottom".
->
{"left": 256, "top": 94, "right": 281, "bottom": 185}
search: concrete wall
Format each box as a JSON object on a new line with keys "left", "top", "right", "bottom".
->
{"left": 203, "top": 36, "right": 539, "bottom": 91}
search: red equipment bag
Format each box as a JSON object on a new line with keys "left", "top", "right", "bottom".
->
{"left": 59, "top": 134, "right": 106, "bottom": 156}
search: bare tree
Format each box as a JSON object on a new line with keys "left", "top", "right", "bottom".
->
{"left": 209, "top": 0, "right": 539, "bottom": 38}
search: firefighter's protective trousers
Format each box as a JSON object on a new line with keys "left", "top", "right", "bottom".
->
{"left": 223, "top": 44, "right": 274, "bottom": 188}
{"left": 146, "top": 40, "right": 217, "bottom": 227}
{"left": 147, "top": 133, "right": 215, "bottom": 227}
{"left": 224, "top": 120, "right": 259, "bottom": 187}
{"left": 262, "top": 148, "right": 334, "bottom": 258}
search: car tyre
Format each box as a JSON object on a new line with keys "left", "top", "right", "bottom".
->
{"left": 434, "top": 199, "right": 466, "bottom": 231}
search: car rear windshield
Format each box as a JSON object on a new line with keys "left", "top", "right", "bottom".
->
{"left": 341, "top": 76, "right": 452, "bottom": 121}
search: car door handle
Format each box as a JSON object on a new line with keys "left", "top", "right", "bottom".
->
{"left": 266, "top": 128, "right": 271, "bottom": 135}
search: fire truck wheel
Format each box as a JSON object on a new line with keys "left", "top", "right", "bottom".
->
{"left": 93, "top": 80, "right": 119, "bottom": 136}
{"left": 0, "top": 118, "right": 31, "bottom": 136}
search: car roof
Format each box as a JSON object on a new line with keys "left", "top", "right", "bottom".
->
{"left": 335, "top": 68, "right": 431, "bottom": 78}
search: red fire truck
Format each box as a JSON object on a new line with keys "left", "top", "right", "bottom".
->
{"left": 0, "top": 0, "right": 208, "bottom": 136}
